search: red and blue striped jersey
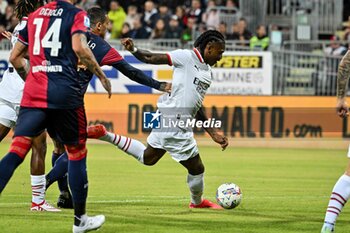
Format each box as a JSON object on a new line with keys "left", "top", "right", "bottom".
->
{"left": 78, "top": 31, "right": 123, "bottom": 94}
{"left": 18, "top": 0, "right": 89, "bottom": 109}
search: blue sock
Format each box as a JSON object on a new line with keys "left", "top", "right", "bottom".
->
{"left": 0, "top": 153, "right": 24, "bottom": 193}
{"left": 68, "top": 157, "right": 88, "bottom": 225}
{"left": 56, "top": 152, "right": 69, "bottom": 193}
{"left": 46, "top": 152, "right": 68, "bottom": 190}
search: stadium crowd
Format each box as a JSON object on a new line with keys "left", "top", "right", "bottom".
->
{"left": 0, "top": 0, "right": 271, "bottom": 50}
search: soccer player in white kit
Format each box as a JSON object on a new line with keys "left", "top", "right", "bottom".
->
{"left": 321, "top": 50, "right": 350, "bottom": 232}
{"left": 107, "top": 30, "right": 228, "bottom": 208}
{"left": 0, "top": 18, "right": 26, "bottom": 142}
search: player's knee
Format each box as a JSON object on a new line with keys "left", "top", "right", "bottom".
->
{"left": 65, "top": 144, "right": 87, "bottom": 161}
{"left": 189, "top": 164, "right": 205, "bottom": 175}
{"left": 143, "top": 156, "right": 158, "bottom": 166}
{"left": 9, "top": 136, "right": 32, "bottom": 159}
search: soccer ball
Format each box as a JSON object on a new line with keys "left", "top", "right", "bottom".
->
{"left": 216, "top": 183, "right": 242, "bottom": 209}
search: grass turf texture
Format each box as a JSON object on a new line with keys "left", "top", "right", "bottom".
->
{"left": 0, "top": 142, "right": 349, "bottom": 233}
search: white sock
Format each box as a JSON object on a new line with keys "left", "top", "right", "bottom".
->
{"left": 100, "top": 133, "right": 145, "bottom": 164}
{"left": 324, "top": 174, "right": 350, "bottom": 225}
{"left": 187, "top": 173, "right": 204, "bottom": 205}
{"left": 31, "top": 175, "right": 46, "bottom": 204}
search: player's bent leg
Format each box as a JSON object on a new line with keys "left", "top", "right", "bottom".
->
{"left": 321, "top": 159, "right": 350, "bottom": 232}
{"left": 0, "top": 136, "right": 32, "bottom": 193}
{"left": 46, "top": 152, "right": 68, "bottom": 189}
{"left": 0, "top": 123, "right": 11, "bottom": 142}
{"left": 180, "top": 155, "right": 222, "bottom": 209}
{"left": 50, "top": 138, "right": 73, "bottom": 209}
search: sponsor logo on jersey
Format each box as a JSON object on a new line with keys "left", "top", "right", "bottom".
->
{"left": 84, "top": 16, "right": 90, "bottom": 28}
{"left": 193, "top": 77, "right": 210, "bottom": 94}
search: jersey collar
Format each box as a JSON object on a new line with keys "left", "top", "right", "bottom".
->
{"left": 193, "top": 48, "right": 204, "bottom": 63}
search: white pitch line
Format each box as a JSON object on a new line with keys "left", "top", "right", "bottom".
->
{"left": 0, "top": 195, "right": 330, "bottom": 206}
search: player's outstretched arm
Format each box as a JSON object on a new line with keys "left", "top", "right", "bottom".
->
{"left": 196, "top": 107, "right": 228, "bottom": 151}
{"left": 113, "top": 60, "right": 171, "bottom": 93}
{"left": 72, "top": 33, "right": 112, "bottom": 98}
{"left": 336, "top": 50, "right": 350, "bottom": 118}
{"left": 9, "top": 41, "right": 29, "bottom": 81}
{"left": 121, "top": 38, "right": 169, "bottom": 65}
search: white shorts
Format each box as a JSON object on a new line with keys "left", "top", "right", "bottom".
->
{"left": 147, "top": 128, "right": 199, "bottom": 162}
{"left": 0, "top": 98, "right": 20, "bottom": 128}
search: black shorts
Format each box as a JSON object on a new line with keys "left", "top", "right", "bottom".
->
{"left": 14, "top": 106, "right": 87, "bottom": 145}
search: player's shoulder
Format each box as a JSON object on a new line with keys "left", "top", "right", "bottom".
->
{"left": 14, "top": 19, "right": 27, "bottom": 31}
{"left": 170, "top": 49, "right": 192, "bottom": 57}
{"left": 87, "top": 32, "right": 111, "bottom": 48}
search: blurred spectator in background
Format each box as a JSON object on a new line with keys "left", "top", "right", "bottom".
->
{"left": 324, "top": 36, "right": 347, "bottom": 56}
{"left": 237, "top": 17, "right": 252, "bottom": 40}
{"left": 165, "top": 15, "right": 183, "bottom": 39}
{"left": 96, "top": 0, "right": 110, "bottom": 11}
{"left": 227, "top": 23, "right": 240, "bottom": 40}
{"left": 125, "top": 5, "right": 140, "bottom": 29}
{"left": 120, "top": 22, "right": 132, "bottom": 38}
{"left": 108, "top": 0, "right": 126, "bottom": 39}
{"left": 223, "top": 0, "right": 239, "bottom": 14}
{"left": 181, "top": 17, "right": 196, "bottom": 43}
{"left": 0, "top": 0, "right": 8, "bottom": 15}
{"left": 142, "top": 0, "right": 159, "bottom": 33}
{"left": 188, "top": 0, "right": 202, "bottom": 24}
{"left": 250, "top": 25, "right": 269, "bottom": 50}
{"left": 1, "top": 5, "right": 13, "bottom": 31}
{"left": 6, "top": 14, "right": 17, "bottom": 32}
{"left": 202, "top": 0, "right": 219, "bottom": 30}
{"left": 77, "top": 0, "right": 96, "bottom": 11}
{"left": 342, "top": 20, "right": 350, "bottom": 42}
{"left": 130, "top": 16, "right": 150, "bottom": 39}
{"left": 193, "top": 22, "right": 207, "bottom": 40}
{"left": 175, "top": 5, "right": 187, "bottom": 29}
{"left": 0, "top": 25, "right": 5, "bottom": 42}
{"left": 150, "top": 18, "right": 166, "bottom": 39}
{"left": 217, "top": 21, "right": 228, "bottom": 39}
{"left": 158, "top": 3, "right": 171, "bottom": 26}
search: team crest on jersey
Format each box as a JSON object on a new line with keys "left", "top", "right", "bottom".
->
{"left": 84, "top": 16, "right": 90, "bottom": 28}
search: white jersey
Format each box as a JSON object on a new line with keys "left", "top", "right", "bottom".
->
{"left": 157, "top": 48, "right": 212, "bottom": 118}
{"left": 0, "top": 18, "right": 27, "bottom": 104}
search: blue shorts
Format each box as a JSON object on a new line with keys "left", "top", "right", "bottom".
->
{"left": 14, "top": 106, "right": 87, "bottom": 145}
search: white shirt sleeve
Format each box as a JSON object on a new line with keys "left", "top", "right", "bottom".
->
{"left": 166, "top": 49, "right": 191, "bottom": 67}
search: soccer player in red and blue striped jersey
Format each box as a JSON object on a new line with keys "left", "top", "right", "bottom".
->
{"left": 46, "top": 6, "right": 170, "bottom": 209}
{"left": 0, "top": 0, "right": 110, "bottom": 232}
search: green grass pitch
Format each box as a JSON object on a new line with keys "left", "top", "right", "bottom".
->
{"left": 0, "top": 142, "right": 349, "bottom": 233}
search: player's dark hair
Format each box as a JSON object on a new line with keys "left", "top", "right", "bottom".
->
{"left": 87, "top": 7, "right": 107, "bottom": 28}
{"left": 193, "top": 30, "right": 225, "bottom": 53}
{"left": 15, "top": 0, "right": 45, "bottom": 21}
